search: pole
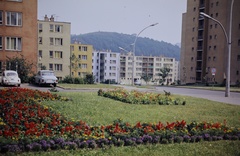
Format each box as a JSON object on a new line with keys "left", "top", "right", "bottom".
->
{"left": 225, "top": 0, "right": 234, "bottom": 97}
{"left": 200, "top": 0, "right": 234, "bottom": 97}
{"left": 132, "top": 23, "right": 158, "bottom": 85}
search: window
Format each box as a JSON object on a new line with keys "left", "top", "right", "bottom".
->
{"left": 82, "top": 55, "right": 87, "bottom": 60}
{"left": 237, "top": 55, "right": 240, "bottom": 61}
{"left": 82, "top": 64, "right": 87, "bottom": 68}
{"left": 208, "top": 57, "right": 211, "bottom": 61}
{"left": 238, "top": 39, "right": 240, "bottom": 46}
{"left": 214, "top": 45, "right": 216, "bottom": 50}
{"left": 54, "top": 64, "right": 62, "bottom": 71}
{"left": 38, "top": 50, "right": 42, "bottom": 58}
{"left": 213, "top": 56, "right": 216, "bottom": 61}
{"left": 50, "top": 38, "right": 53, "bottom": 45}
{"left": 54, "top": 51, "right": 62, "bottom": 58}
{"left": 0, "top": 11, "right": 2, "bottom": 25}
{"left": 209, "top": 35, "right": 212, "bottom": 40}
{"left": 39, "top": 23, "right": 43, "bottom": 32}
{"left": 193, "top": 7, "right": 196, "bottom": 11}
{"left": 192, "top": 27, "right": 195, "bottom": 32}
{"left": 215, "top": 24, "right": 218, "bottom": 28}
{"left": 55, "top": 38, "right": 63, "bottom": 46}
{"left": 216, "top": 1, "right": 219, "bottom": 6}
{"left": 0, "top": 36, "right": 2, "bottom": 50}
{"left": 216, "top": 13, "right": 218, "bottom": 18}
{"left": 78, "top": 55, "right": 81, "bottom": 59}
{"left": 78, "top": 46, "right": 81, "bottom": 51}
{"left": 49, "top": 64, "right": 53, "bottom": 70}
{"left": 50, "top": 24, "right": 54, "bottom": 32}
{"left": 6, "top": 12, "right": 22, "bottom": 26}
{"left": 49, "top": 51, "right": 53, "bottom": 58}
{"left": 82, "top": 46, "right": 87, "bottom": 51}
{"left": 6, "top": 37, "right": 22, "bottom": 51}
{"left": 55, "top": 25, "right": 62, "bottom": 32}
{"left": 237, "top": 71, "right": 239, "bottom": 75}
{"left": 38, "top": 37, "right": 42, "bottom": 44}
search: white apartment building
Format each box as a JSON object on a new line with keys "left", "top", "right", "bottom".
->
{"left": 92, "top": 51, "right": 120, "bottom": 83}
{"left": 38, "top": 15, "right": 71, "bottom": 80}
{"left": 120, "top": 52, "right": 179, "bottom": 85}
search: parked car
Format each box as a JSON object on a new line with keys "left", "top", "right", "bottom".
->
{"left": 34, "top": 70, "right": 58, "bottom": 87}
{"left": 0, "top": 70, "right": 21, "bottom": 87}
{"left": 134, "top": 80, "right": 141, "bottom": 86}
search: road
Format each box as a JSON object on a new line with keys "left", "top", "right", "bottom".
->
{"left": 1, "top": 84, "right": 239, "bottom": 105}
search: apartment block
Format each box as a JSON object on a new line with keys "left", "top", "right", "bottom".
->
{"left": 38, "top": 15, "right": 71, "bottom": 80}
{"left": 70, "top": 42, "right": 93, "bottom": 77}
{"left": 92, "top": 51, "right": 120, "bottom": 83}
{"left": 120, "top": 52, "right": 178, "bottom": 85}
{"left": 180, "top": 0, "right": 240, "bottom": 85}
{"left": 0, "top": 0, "right": 38, "bottom": 73}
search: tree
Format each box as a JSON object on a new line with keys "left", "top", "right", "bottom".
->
{"left": 85, "top": 74, "right": 95, "bottom": 84}
{"left": 140, "top": 74, "right": 152, "bottom": 85}
{"left": 158, "top": 67, "right": 171, "bottom": 85}
{"left": 69, "top": 53, "right": 81, "bottom": 77}
{"left": 6, "top": 55, "right": 34, "bottom": 83}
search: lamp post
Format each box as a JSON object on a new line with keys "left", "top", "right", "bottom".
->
{"left": 131, "top": 23, "right": 158, "bottom": 85}
{"left": 200, "top": 0, "right": 234, "bottom": 97}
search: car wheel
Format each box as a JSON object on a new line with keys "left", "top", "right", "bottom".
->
{"left": 53, "top": 83, "right": 57, "bottom": 87}
{"left": 18, "top": 84, "right": 20, "bottom": 87}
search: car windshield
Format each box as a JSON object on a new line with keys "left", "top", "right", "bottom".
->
{"left": 42, "top": 72, "right": 54, "bottom": 76}
{"left": 6, "top": 72, "right": 17, "bottom": 76}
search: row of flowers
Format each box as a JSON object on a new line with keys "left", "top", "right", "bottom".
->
{"left": 2, "top": 133, "right": 240, "bottom": 153}
{"left": 98, "top": 88, "right": 186, "bottom": 105}
{"left": 0, "top": 88, "right": 239, "bottom": 153}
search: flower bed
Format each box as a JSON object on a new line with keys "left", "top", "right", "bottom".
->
{"left": 98, "top": 88, "right": 186, "bottom": 105}
{"left": 0, "top": 88, "right": 239, "bottom": 153}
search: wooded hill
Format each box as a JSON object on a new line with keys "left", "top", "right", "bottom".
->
{"left": 71, "top": 32, "right": 180, "bottom": 60}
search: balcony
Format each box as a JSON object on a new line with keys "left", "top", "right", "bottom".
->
{"left": 197, "top": 46, "right": 203, "bottom": 51}
{"left": 196, "top": 56, "right": 203, "bottom": 61}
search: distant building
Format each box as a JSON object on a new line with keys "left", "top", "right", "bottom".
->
{"left": 180, "top": 0, "right": 240, "bottom": 85}
{"left": 120, "top": 52, "right": 178, "bottom": 85}
{"left": 38, "top": 15, "right": 71, "bottom": 80}
{"left": 92, "top": 51, "right": 120, "bottom": 83}
{"left": 70, "top": 42, "right": 93, "bottom": 77}
{"left": 0, "top": 0, "right": 38, "bottom": 73}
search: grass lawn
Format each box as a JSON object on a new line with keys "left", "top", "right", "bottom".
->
{"left": 33, "top": 91, "right": 240, "bottom": 156}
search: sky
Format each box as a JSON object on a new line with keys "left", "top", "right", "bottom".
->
{"left": 38, "top": 0, "right": 187, "bottom": 45}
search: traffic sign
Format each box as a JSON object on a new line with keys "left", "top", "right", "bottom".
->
{"left": 211, "top": 68, "right": 216, "bottom": 76}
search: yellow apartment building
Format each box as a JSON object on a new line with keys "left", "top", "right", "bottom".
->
{"left": 70, "top": 43, "right": 93, "bottom": 77}
{"left": 38, "top": 15, "right": 71, "bottom": 80}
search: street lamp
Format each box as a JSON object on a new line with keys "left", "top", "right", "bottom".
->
{"left": 131, "top": 23, "right": 158, "bottom": 85}
{"left": 199, "top": 0, "right": 234, "bottom": 97}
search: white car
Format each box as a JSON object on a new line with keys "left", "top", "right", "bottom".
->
{"left": 0, "top": 70, "right": 21, "bottom": 87}
{"left": 134, "top": 80, "right": 141, "bottom": 86}
{"left": 34, "top": 70, "right": 58, "bottom": 87}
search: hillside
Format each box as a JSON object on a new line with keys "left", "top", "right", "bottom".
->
{"left": 71, "top": 32, "right": 180, "bottom": 60}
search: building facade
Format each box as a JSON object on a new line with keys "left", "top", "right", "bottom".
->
{"left": 120, "top": 53, "right": 178, "bottom": 85}
{"left": 180, "top": 0, "right": 240, "bottom": 85}
{"left": 38, "top": 15, "right": 71, "bottom": 80}
{"left": 70, "top": 43, "right": 93, "bottom": 77}
{"left": 0, "top": 0, "right": 38, "bottom": 73}
{"left": 92, "top": 51, "right": 120, "bottom": 83}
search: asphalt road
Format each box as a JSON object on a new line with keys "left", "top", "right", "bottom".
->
{"left": 1, "top": 84, "right": 239, "bottom": 105}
